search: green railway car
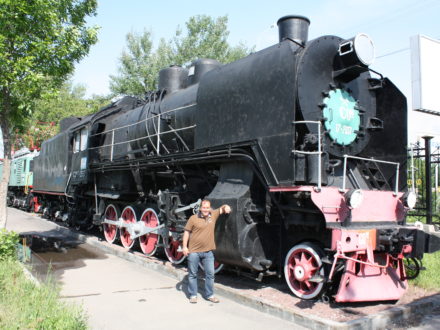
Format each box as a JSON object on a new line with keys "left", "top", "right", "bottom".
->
{"left": 1, "top": 148, "right": 39, "bottom": 209}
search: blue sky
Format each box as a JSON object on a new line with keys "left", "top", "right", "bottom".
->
{"left": 1, "top": 0, "right": 439, "bottom": 157}
{"left": 73, "top": 0, "right": 440, "bottom": 97}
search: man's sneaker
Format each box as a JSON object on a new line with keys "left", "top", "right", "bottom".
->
{"left": 207, "top": 296, "right": 220, "bottom": 303}
{"left": 189, "top": 297, "right": 197, "bottom": 304}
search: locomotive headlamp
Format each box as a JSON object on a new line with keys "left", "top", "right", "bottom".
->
{"left": 402, "top": 191, "right": 417, "bottom": 209}
{"left": 338, "top": 33, "right": 375, "bottom": 67}
{"left": 344, "top": 189, "right": 363, "bottom": 209}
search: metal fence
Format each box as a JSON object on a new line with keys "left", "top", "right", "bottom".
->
{"left": 408, "top": 137, "right": 440, "bottom": 224}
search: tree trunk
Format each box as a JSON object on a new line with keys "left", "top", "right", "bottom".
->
{"left": 0, "top": 157, "right": 11, "bottom": 228}
{"left": 0, "top": 87, "right": 12, "bottom": 228}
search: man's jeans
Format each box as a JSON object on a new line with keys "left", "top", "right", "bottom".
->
{"left": 187, "top": 251, "right": 215, "bottom": 298}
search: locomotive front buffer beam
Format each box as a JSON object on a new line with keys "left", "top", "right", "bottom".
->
{"left": 328, "top": 224, "right": 440, "bottom": 303}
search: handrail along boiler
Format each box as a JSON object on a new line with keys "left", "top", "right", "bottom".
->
{"left": 29, "top": 15, "right": 440, "bottom": 302}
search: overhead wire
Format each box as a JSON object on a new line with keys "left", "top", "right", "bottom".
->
{"left": 376, "top": 34, "right": 440, "bottom": 59}
{"left": 376, "top": 47, "right": 409, "bottom": 59}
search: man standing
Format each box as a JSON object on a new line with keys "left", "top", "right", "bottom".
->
{"left": 182, "top": 199, "right": 231, "bottom": 304}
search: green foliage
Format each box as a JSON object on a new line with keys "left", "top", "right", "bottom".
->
{"left": 0, "top": 0, "right": 99, "bottom": 152}
{"left": 12, "top": 80, "right": 112, "bottom": 149}
{"left": 0, "top": 260, "right": 87, "bottom": 329}
{"left": 110, "top": 15, "right": 253, "bottom": 97}
{"left": 109, "top": 30, "right": 174, "bottom": 97}
{"left": 173, "top": 15, "right": 250, "bottom": 65}
{"left": 410, "top": 251, "right": 440, "bottom": 290}
{"left": 0, "top": 0, "right": 99, "bottom": 228}
{"left": 0, "top": 229, "right": 19, "bottom": 260}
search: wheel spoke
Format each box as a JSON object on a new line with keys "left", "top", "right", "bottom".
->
{"left": 300, "top": 252, "right": 307, "bottom": 264}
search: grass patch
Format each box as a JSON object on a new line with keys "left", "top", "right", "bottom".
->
{"left": 404, "top": 217, "right": 440, "bottom": 290}
{"left": 410, "top": 250, "right": 440, "bottom": 290}
{"left": 0, "top": 260, "right": 87, "bottom": 329}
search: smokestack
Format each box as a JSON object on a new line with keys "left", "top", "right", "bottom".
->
{"left": 277, "top": 15, "right": 310, "bottom": 45}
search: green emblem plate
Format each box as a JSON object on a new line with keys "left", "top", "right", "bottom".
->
{"left": 323, "top": 89, "right": 360, "bottom": 145}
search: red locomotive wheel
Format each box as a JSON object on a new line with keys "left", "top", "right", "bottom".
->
{"left": 103, "top": 204, "right": 119, "bottom": 244}
{"left": 284, "top": 243, "right": 325, "bottom": 299}
{"left": 199, "top": 259, "right": 224, "bottom": 274}
{"left": 139, "top": 208, "right": 160, "bottom": 256}
{"left": 164, "top": 234, "right": 186, "bottom": 264}
{"left": 120, "top": 206, "right": 137, "bottom": 249}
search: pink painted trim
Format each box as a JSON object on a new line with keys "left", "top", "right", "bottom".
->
{"left": 270, "top": 186, "right": 406, "bottom": 223}
{"left": 334, "top": 254, "right": 407, "bottom": 302}
{"left": 329, "top": 228, "right": 410, "bottom": 302}
{"left": 330, "top": 229, "right": 377, "bottom": 252}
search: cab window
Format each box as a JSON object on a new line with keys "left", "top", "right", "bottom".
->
{"left": 73, "top": 127, "right": 88, "bottom": 153}
{"left": 73, "top": 131, "right": 80, "bottom": 153}
{"left": 80, "top": 128, "right": 88, "bottom": 151}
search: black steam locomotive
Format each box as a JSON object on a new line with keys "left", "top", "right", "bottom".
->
{"left": 29, "top": 16, "right": 440, "bottom": 302}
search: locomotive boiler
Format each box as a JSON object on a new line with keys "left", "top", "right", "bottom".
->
{"left": 30, "top": 15, "right": 440, "bottom": 302}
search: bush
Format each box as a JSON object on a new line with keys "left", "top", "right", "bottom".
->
{"left": 0, "top": 229, "right": 19, "bottom": 260}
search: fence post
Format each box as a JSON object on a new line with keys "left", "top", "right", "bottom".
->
{"left": 423, "top": 136, "right": 433, "bottom": 224}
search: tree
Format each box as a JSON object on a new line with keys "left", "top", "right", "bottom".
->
{"left": 110, "top": 15, "right": 252, "bottom": 97}
{"left": 13, "top": 80, "right": 112, "bottom": 150}
{"left": 0, "top": 0, "right": 99, "bottom": 228}
{"left": 173, "top": 15, "right": 251, "bottom": 65}
{"left": 109, "top": 31, "right": 174, "bottom": 97}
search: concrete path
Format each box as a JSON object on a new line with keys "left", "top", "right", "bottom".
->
{"left": 6, "top": 207, "right": 301, "bottom": 330}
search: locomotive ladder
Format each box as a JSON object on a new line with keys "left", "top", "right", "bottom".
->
{"left": 358, "top": 159, "right": 392, "bottom": 190}
{"left": 341, "top": 155, "right": 400, "bottom": 195}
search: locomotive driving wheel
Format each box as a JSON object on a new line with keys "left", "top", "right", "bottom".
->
{"left": 139, "top": 208, "right": 160, "bottom": 257}
{"left": 103, "top": 204, "right": 120, "bottom": 244}
{"left": 164, "top": 231, "right": 186, "bottom": 264}
{"left": 199, "top": 259, "right": 224, "bottom": 274}
{"left": 120, "top": 206, "right": 138, "bottom": 249}
{"left": 284, "top": 242, "right": 326, "bottom": 299}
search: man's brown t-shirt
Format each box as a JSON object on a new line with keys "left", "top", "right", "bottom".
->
{"left": 184, "top": 209, "right": 220, "bottom": 253}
